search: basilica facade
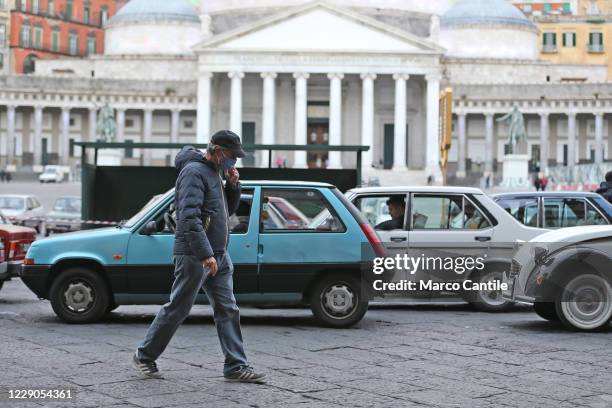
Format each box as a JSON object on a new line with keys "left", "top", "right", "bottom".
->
{"left": 1, "top": 0, "right": 611, "bottom": 184}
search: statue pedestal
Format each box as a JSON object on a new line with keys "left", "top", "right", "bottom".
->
{"left": 501, "top": 154, "right": 530, "bottom": 188}
{"left": 97, "top": 149, "right": 122, "bottom": 166}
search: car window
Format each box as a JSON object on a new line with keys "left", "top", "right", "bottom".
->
{"left": 124, "top": 190, "right": 173, "bottom": 228}
{"left": 412, "top": 194, "right": 490, "bottom": 230}
{"left": 54, "top": 197, "right": 81, "bottom": 213}
{"left": 0, "top": 197, "right": 25, "bottom": 210}
{"left": 543, "top": 198, "right": 602, "bottom": 228}
{"left": 26, "top": 198, "right": 34, "bottom": 210}
{"left": 592, "top": 197, "right": 612, "bottom": 220}
{"left": 496, "top": 197, "right": 539, "bottom": 227}
{"left": 585, "top": 201, "right": 608, "bottom": 225}
{"left": 229, "top": 190, "right": 254, "bottom": 234}
{"left": 352, "top": 194, "right": 406, "bottom": 231}
{"left": 260, "top": 189, "right": 345, "bottom": 232}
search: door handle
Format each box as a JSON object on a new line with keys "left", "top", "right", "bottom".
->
{"left": 390, "top": 236, "right": 407, "bottom": 242}
{"left": 258, "top": 244, "right": 264, "bottom": 254}
{"left": 474, "top": 236, "right": 491, "bottom": 242}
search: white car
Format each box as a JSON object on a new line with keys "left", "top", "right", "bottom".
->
{"left": 0, "top": 195, "right": 45, "bottom": 232}
{"left": 39, "top": 165, "right": 63, "bottom": 183}
{"left": 346, "top": 186, "right": 547, "bottom": 311}
{"left": 504, "top": 225, "right": 612, "bottom": 331}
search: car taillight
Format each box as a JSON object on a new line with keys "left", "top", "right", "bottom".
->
{"left": 8, "top": 240, "right": 29, "bottom": 261}
{"left": 359, "top": 223, "right": 386, "bottom": 257}
{"left": 0, "top": 240, "right": 4, "bottom": 262}
{"left": 23, "top": 258, "right": 34, "bottom": 265}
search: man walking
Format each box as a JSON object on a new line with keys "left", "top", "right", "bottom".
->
{"left": 133, "top": 130, "right": 266, "bottom": 383}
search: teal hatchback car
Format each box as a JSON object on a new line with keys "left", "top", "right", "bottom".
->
{"left": 20, "top": 181, "right": 383, "bottom": 327}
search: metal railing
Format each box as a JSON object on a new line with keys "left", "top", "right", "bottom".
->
{"left": 542, "top": 44, "right": 558, "bottom": 53}
{"left": 588, "top": 44, "right": 604, "bottom": 53}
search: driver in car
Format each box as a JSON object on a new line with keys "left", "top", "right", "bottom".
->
{"left": 375, "top": 195, "right": 406, "bottom": 230}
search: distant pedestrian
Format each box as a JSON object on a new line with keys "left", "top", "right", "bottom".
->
{"left": 539, "top": 173, "right": 548, "bottom": 191}
{"left": 533, "top": 174, "right": 541, "bottom": 191}
{"left": 596, "top": 170, "right": 612, "bottom": 203}
{"left": 0, "top": 169, "right": 5, "bottom": 183}
{"left": 276, "top": 157, "right": 283, "bottom": 168}
{"left": 5, "top": 171, "right": 11, "bottom": 183}
{"left": 485, "top": 173, "right": 491, "bottom": 189}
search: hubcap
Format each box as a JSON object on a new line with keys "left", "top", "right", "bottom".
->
{"left": 561, "top": 274, "right": 612, "bottom": 330}
{"left": 321, "top": 283, "right": 356, "bottom": 319}
{"left": 63, "top": 281, "right": 94, "bottom": 313}
{"left": 478, "top": 271, "right": 506, "bottom": 306}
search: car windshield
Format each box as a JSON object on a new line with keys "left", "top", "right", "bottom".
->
{"left": 123, "top": 190, "right": 173, "bottom": 228}
{"left": 54, "top": 197, "right": 81, "bottom": 213}
{"left": 0, "top": 196, "right": 25, "bottom": 210}
{"left": 44, "top": 168, "right": 57, "bottom": 174}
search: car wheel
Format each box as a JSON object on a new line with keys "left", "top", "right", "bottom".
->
{"left": 533, "top": 302, "right": 558, "bottom": 321}
{"left": 309, "top": 274, "right": 368, "bottom": 328}
{"left": 469, "top": 270, "right": 513, "bottom": 312}
{"left": 555, "top": 273, "right": 612, "bottom": 331}
{"left": 49, "top": 268, "right": 110, "bottom": 324}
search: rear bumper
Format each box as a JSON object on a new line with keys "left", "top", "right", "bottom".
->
{"left": 19, "top": 264, "right": 52, "bottom": 298}
{"left": 0, "top": 262, "right": 7, "bottom": 281}
{"left": 8, "top": 261, "right": 23, "bottom": 277}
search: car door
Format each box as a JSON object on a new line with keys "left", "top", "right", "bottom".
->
{"left": 257, "top": 187, "right": 351, "bottom": 293}
{"left": 350, "top": 193, "right": 413, "bottom": 288}
{"left": 408, "top": 193, "right": 493, "bottom": 286}
{"left": 125, "top": 188, "right": 259, "bottom": 295}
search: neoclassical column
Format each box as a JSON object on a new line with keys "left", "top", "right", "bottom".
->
{"left": 34, "top": 106, "right": 43, "bottom": 165}
{"left": 228, "top": 71, "right": 244, "bottom": 135}
{"left": 6, "top": 106, "right": 16, "bottom": 164}
{"left": 539, "top": 112, "right": 549, "bottom": 173}
{"left": 60, "top": 107, "right": 70, "bottom": 165}
{"left": 594, "top": 112, "right": 604, "bottom": 164}
{"left": 426, "top": 74, "right": 441, "bottom": 180}
{"left": 392, "top": 73, "right": 409, "bottom": 170}
{"left": 170, "top": 109, "right": 180, "bottom": 144}
{"left": 116, "top": 108, "right": 125, "bottom": 143}
{"left": 143, "top": 109, "right": 153, "bottom": 166}
{"left": 360, "top": 73, "right": 376, "bottom": 168}
{"left": 293, "top": 72, "right": 309, "bottom": 168}
{"left": 327, "top": 73, "right": 344, "bottom": 169}
{"left": 567, "top": 110, "right": 577, "bottom": 168}
{"left": 261, "top": 72, "right": 277, "bottom": 167}
{"left": 484, "top": 112, "right": 494, "bottom": 174}
{"left": 197, "top": 71, "right": 213, "bottom": 144}
{"left": 88, "top": 107, "right": 97, "bottom": 142}
{"left": 457, "top": 112, "right": 467, "bottom": 178}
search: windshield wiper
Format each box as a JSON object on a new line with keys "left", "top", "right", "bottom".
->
{"left": 117, "top": 219, "right": 128, "bottom": 228}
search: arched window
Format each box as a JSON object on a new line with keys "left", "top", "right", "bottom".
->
{"left": 86, "top": 32, "right": 96, "bottom": 55}
{"left": 68, "top": 30, "right": 78, "bottom": 55}
{"left": 20, "top": 21, "right": 31, "bottom": 47}
{"left": 23, "top": 53, "right": 37, "bottom": 74}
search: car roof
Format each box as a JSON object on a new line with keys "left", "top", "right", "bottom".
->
{"left": 240, "top": 180, "right": 335, "bottom": 188}
{"left": 0, "top": 194, "right": 34, "bottom": 198}
{"left": 348, "top": 186, "right": 484, "bottom": 194}
{"left": 492, "top": 191, "right": 601, "bottom": 198}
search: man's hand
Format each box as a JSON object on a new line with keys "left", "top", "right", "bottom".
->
{"left": 202, "top": 256, "right": 218, "bottom": 277}
{"left": 225, "top": 167, "right": 239, "bottom": 187}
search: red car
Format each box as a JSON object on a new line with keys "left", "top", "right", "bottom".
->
{"left": 0, "top": 212, "right": 36, "bottom": 293}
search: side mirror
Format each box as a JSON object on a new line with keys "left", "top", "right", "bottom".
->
{"left": 140, "top": 220, "right": 158, "bottom": 235}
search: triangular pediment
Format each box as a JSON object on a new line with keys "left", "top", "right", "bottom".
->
{"left": 196, "top": 1, "right": 444, "bottom": 54}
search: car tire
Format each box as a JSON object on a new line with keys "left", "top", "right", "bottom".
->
{"left": 49, "top": 267, "right": 110, "bottom": 324}
{"left": 533, "top": 302, "right": 558, "bottom": 321}
{"left": 468, "top": 270, "right": 513, "bottom": 312}
{"left": 309, "top": 273, "right": 368, "bottom": 328}
{"left": 555, "top": 273, "right": 612, "bottom": 331}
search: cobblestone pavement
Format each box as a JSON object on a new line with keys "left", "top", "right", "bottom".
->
{"left": 0, "top": 278, "right": 610, "bottom": 408}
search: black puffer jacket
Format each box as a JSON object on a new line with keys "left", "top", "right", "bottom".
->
{"left": 173, "top": 146, "right": 241, "bottom": 260}
{"left": 596, "top": 181, "right": 612, "bottom": 203}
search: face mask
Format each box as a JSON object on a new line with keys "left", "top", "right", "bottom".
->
{"left": 221, "top": 157, "right": 237, "bottom": 172}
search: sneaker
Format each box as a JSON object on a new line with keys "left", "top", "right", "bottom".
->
{"left": 132, "top": 354, "right": 164, "bottom": 379}
{"left": 224, "top": 366, "right": 266, "bottom": 383}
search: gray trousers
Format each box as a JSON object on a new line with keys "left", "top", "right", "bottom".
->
{"left": 137, "top": 253, "right": 249, "bottom": 375}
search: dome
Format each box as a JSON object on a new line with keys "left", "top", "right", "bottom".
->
{"left": 441, "top": 0, "right": 536, "bottom": 31}
{"left": 107, "top": 0, "right": 200, "bottom": 27}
